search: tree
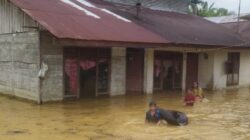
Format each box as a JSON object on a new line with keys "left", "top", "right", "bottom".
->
{"left": 189, "top": 0, "right": 204, "bottom": 15}
{"left": 189, "top": 0, "right": 232, "bottom": 17}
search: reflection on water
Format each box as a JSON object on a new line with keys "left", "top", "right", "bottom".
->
{"left": 0, "top": 88, "right": 250, "bottom": 140}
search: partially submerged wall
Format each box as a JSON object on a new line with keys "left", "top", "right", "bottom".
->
{"left": 239, "top": 51, "right": 250, "bottom": 87}
{"left": 198, "top": 52, "right": 214, "bottom": 89}
{"left": 40, "top": 31, "right": 63, "bottom": 102}
{"left": 110, "top": 47, "right": 126, "bottom": 96}
{"left": 0, "top": 31, "right": 40, "bottom": 101}
{"left": 201, "top": 50, "right": 250, "bottom": 90}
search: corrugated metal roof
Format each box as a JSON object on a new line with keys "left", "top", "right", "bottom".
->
{"left": 221, "top": 21, "right": 250, "bottom": 43}
{"left": 99, "top": 1, "right": 245, "bottom": 47}
{"left": 104, "top": 0, "right": 189, "bottom": 13}
{"left": 9, "top": 0, "right": 168, "bottom": 44}
{"left": 9, "top": 0, "right": 246, "bottom": 47}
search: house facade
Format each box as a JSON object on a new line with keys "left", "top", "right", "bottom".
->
{"left": 0, "top": 0, "right": 250, "bottom": 103}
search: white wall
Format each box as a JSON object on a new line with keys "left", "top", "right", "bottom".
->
{"left": 212, "top": 51, "right": 228, "bottom": 90}
{"left": 110, "top": 47, "right": 126, "bottom": 96}
{"left": 239, "top": 51, "right": 250, "bottom": 87}
{"left": 211, "top": 51, "right": 250, "bottom": 90}
{"left": 198, "top": 52, "right": 214, "bottom": 89}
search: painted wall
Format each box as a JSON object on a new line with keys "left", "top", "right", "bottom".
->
{"left": 40, "top": 31, "right": 64, "bottom": 102}
{"left": 110, "top": 47, "right": 126, "bottom": 96}
{"left": 212, "top": 51, "right": 228, "bottom": 90}
{"left": 0, "top": 31, "right": 40, "bottom": 101}
{"left": 239, "top": 51, "right": 250, "bottom": 87}
{"left": 198, "top": 52, "right": 214, "bottom": 89}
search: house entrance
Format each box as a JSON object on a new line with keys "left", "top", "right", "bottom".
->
{"left": 64, "top": 48, "right": 111, "bottom": 98}
{"left": 154, "top": 51, "right": 183, "bottom": 91}
{"left": 226, "top": 52, "right": 240, "bottom": 86}
{"left": 126, "top": 48, "right": 145, "bottom": 95}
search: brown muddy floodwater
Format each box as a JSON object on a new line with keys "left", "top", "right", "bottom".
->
{"left": 0, "top": 88, "right": 250, "bottom": 140}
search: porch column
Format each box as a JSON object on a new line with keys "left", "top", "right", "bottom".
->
{"left": 110, "top": 47, "right": 126, "bottom": 96}
{"left": 182, "top": 53, "right": 187, "bottom": 92}
{"left": 144, "top": 48, "right": 154, "bottom": 94}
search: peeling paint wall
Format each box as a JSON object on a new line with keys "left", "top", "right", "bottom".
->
{"left": 0, "top": 32, "right": 40, "bottom": 101}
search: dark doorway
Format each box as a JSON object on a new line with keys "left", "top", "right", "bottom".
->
{"left": 226, "top": 52, "right": 240, "bottom": 86}
{"left": 97, "top": 61, "right": 110, "bottom": 94}
{"left": 126, "top": 48, "right": 145, "bottom": 95}
{"left": 186, "top": 53, "right": 199, "bottom": 89}
{"left": 64, "top": 48, "right": 110, "bottom": 99}
{"left": 153, "top": 51, "right": 183, "bottom": 91}
{"left": 80, "top": 63, "right": 96, "bottom": 97}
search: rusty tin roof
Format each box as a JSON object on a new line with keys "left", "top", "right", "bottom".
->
{"left": 98, "top": 0, "right": 245, "bottom": 47}
{"left": 10, "top": 0, "right": 246, "bottom": 47}
{"left": 9, "top": 0, "right": 168, "bottom": 44}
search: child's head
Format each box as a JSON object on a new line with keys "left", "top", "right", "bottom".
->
{"left": 149, "top": 101, "right": 157, "bottom": 111}
{"left": 186, "top": 88, "right": 193, "bottom": 95}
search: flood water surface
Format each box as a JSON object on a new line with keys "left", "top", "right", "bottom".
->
{"left": 0, "top": 89, "right": 250, "bottom": 140}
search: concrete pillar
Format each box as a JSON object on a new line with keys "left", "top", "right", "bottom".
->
{"left": 110, "top": 47, "right": 126, "bottom": 96}
{"left": 182, "top": 53, "right": 187, "bottom": 92}
{"left": 144, "top": 48, "right": 154, "bottom": 94}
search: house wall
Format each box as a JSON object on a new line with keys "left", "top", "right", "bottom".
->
{"left": 212, "top": 51, "right": 228, "bottom": 90}
{"left": 239, "top": 51, "right": 250, "bottom": 87}
{"left": 110, "top": 47, "right": 126, "bottom": 96}
{"left": 0, "top": 0, "right": 43, "bottom": 34}
{"left": 40, "top": 31, "right": 64, "bottom": 102}
{"left": 0, "top": 31, "right": 40, "bottom": 101}
{"left": 198, "top": 50, "right": 250, "bottom": 90}
{"left": 198, "top": 52, "right": 214, "bottom": 89}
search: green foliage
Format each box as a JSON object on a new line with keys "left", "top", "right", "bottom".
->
{"left": 189, "top": 0, "right": 232, "bottom": 17}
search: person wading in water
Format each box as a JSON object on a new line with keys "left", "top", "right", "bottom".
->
{"left": 145, "top": 101, "right": 188, "bottom": 126}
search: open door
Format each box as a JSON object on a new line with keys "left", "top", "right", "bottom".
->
{"left": 126, "top": 48, "right": 145, "bottom": 95}
{"left": 79, "top": 60, "right": 97, "bottom": 97}
{"left": 186, "top": 53, "right": 199, "bottom": 89}
{"left": 64, "top": 48, "right": 79, "bottom": 98}
{"left": 153, "top": 51, "right": 183, "bottom": 91}
{"left": 226, "top": 52, "right": 240, "bottom": 86}
{"left": 64, "top": 48, "right": 110, "bottom": 99}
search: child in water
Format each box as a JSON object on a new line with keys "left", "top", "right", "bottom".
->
{"left": 184, "top": 89, "right": 196, "bottom": 106}
{"left": 193, "top": 82, "right": 204, "bottom": 102}
{"left": 146, "top": 101, "right": 188, "bottom": 126}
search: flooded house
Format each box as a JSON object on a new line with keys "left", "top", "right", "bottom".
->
{"left": 0, "top": 0, "right": 249, "bottom": 103}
